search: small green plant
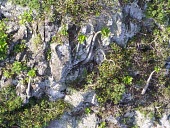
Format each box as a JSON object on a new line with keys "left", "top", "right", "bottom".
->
{"left": 51, "top": 25, "right": 68, "bottom": 45}
{"left": 12, "top": 61, "right": 23, "bottom": 74}
{"left": 98, "top": 121, "right": 106, "bottom": 128}
{"left": 12, "top": 61, "right": 27, "bottom": 75}
{"left": 14, "top": 41, "right": 26, "bottom": 53}
{"left": 122, "top": 76, "right": 133, "bottom": 85}
{"left": 59, "top": 25, "right": 68, "bottom": 36}
{"left": 131, "top": 125, "right": 139, "bottom": 128}
{"left": 97, "top": 83, "right": 126, "bottom": 104}
{"left": 111, "top": 84, "right": 126, "bottom": 104}
{"left": 3, "top": 70, "right": 12, "bottom": 78}
{"left": 27, "top": 68, "right": 36, "bottom": 77}
{"left": 154, "top": 66, "right": 161, "bottom": 73}
{"left": 0, "top": 20, "right": 8, "bottom": 60}
{"left": 101, "top": 27, "right": 110, "bottom": 37}
{"left": 85, "top": 107, "right": 91, "bottom": 114}
{"left": 148, "top": 112, "right": 155, "bottom": 119}
{"left": 78, "top": 34, "right": 86, "bottom": 44}
{"left": 19, "top": 10, "right": 33, "bottom": 25}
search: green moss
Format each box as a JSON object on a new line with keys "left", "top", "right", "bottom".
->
{"left": 10, "top": 0, "right": 115, "bottom": 24}
{"left": 145, "top": 1, "right": 170, "bottom": 24}
{"left": 93, "top": 44, "right": 127, "bottom": 105}
{"left": 0, "top": 86, "right": 23, "bottom": 127}
{"left": 19, "top": 10, "right": 33, "bottom": 25}
{"left": 0, "top": 20, "right": 8, "bottom": 61}
{"left": 18, "top": 98, "right": 70, "bottom": 128}
{"left": 12, "top": 61, "right": 27, "bottom": 75}
{"left": 0, "top": 86, "right": 70, "bottom": 127}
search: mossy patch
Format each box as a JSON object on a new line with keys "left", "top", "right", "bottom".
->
{"left": 0, "top": 86, "right": 70, "bottom": 128}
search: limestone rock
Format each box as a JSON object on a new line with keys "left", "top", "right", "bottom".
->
{"left": 12, "top": 25, "right": 27, "bottom": 42}
{"left": 46, "top": 82, "right": 66, "bottom": 101}
{"left": 0, "top": 77, "right": 13, "bottom": 88}
{"left": 48, "top": 112, "right": 98, "bottom": 128}
{"left": 50, "top": 43, "right": 70, "bottom": 81}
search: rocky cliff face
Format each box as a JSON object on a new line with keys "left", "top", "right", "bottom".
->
{"left": 1, "top": 0, "right": 140, "bottom": 101}
{"left": 0, "top": 0, "right": 170, "bottom": 128}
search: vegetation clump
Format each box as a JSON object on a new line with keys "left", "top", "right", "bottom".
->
{"left": 0, "top": 86, "right": 70, "bottom": 128}
{"left": 146, "top": 0, "right": 170, "bottom": 25}
{"left": 19, "top": 10, "right": 33, "bottom": 25}
{"left": 0, "top": 21, "right": 8, "bottom": 61}
{"left": 85, "top": 0, "right": 170, "bottom": 123}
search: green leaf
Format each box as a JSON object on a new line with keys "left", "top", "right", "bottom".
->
{"left": 28, "top": 68, "right": 36, "bottom": 77}
{"left": 101, "top": 27, "right": 110, "bottom": 37}
{"left": 152, "top": 10, "right": 157, "bottom": 16}
{"left": 154, "top": 66, "right": 161, "bottom": 73}
{"left": 78, "top": 34, "right": 86, "bottom": 44}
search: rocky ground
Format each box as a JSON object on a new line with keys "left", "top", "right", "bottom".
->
{"left": 0, "top": 0, "right": 170, "bottom": 128}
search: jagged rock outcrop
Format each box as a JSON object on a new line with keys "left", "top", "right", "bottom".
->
{"left": 1, "top": 0, "right": 169, "bottom": 128}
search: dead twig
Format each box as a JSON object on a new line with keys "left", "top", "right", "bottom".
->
{"left": 26, "top": 76, "right": 31, "bottom": 99}
{"left": 141, "top": 70, "right": 156, "bottom": 95}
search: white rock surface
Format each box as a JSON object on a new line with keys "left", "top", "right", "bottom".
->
{"left": 135, "top": 110, "right": 170, "bottom": 128}
{"left": 48, "top": 113, "right": 97, "bottom": 128}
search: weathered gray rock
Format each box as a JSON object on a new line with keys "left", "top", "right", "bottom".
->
{"left": 46, "top": 82, "right": 65, "bottom": 101}
{"left": 16, "top": 81, "right": 28, "bottom": 103}
{"left": 47, "top": 89, "right": 99, "bottom": 127}
{"left": 50, "top": 43, "right": 70, "bottom": 81}
{"left": 64, "top": 90, "right": 97, "bottom": 107}
{"left": 135, "top": 110, "right": 154, "bottom": 128}
{"left": 2, "top": 1, "right": 170, "bottom": 128}
{"left": 129, "top": 107, "right": 170, "bottom": 128}
{"left": 77, "top": 113, "right": 97, "bottom": 128}
{"left": 31, "top": 83, "right": 44, "bottom": 98}
{"left": 106, "top": 115, "right": 118, "bottom": 125}
{"left": 26, "top": 77, "right": 66, "bottom": 100}
{"left": 124, "top": 2, "right": 143, "bottom": 20}
{"left": 159, "top": 113, "right": 170, "bottom": 128}
{"left": 12, "top": 25, "right": 27, "bottom": 42}
{"left": 48, "top": 112, "right": 98, "bottom": 128}
{"left": 36, "top": 61, "right": 48, "bottom": 75}
{"left": 1, "top": 1, "right": 29, "bottom": 17}
{"left": 0, "top": 76, "right": 13, "bottom": 88}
